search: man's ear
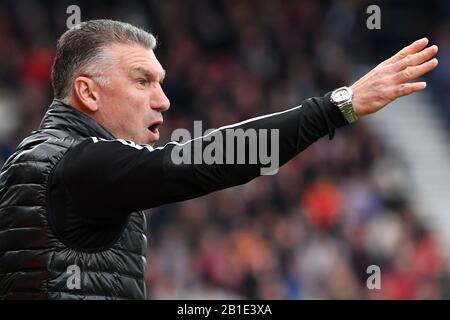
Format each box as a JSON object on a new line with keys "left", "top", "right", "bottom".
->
{"left": 73, "top": 76, "right": 100, "bottom": 112}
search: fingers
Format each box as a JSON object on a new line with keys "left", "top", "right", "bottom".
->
{"left": 379, "top": 37, "right": 429, "bottom": 67}
{"left": 394, "top": 82, "right": 427, "bottom": 97}
{"left": 391, "top": 45, "right": 438, "bottom": 72}
{"left": 394, "top": 58, "right": 438, "bottom": 83}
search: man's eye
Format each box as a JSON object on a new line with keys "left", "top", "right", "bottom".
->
{"left": 137, "top": 79, "right": 148, "bottom": 86}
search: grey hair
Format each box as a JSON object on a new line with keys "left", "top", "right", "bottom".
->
{"left": 51, "top": 19, "right": 157, "bottom": 102}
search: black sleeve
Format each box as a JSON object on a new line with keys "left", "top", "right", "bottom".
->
{"left": 54, "top": 92, "right": 348, "bottom": 217}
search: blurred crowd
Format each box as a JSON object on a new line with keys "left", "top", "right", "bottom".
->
{"left": 0, "top": 0, "right": 449, "bottom": 299}
{"left": 430, "top": 1, "right": 450, "bottom": 134}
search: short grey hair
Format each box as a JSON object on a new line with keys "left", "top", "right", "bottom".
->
{"left": 51, "top": 19, "right": 157, "bottom": 102}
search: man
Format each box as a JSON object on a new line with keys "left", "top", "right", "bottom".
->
{"left": 0, "top": 20, "right": 438, "bottom": 299}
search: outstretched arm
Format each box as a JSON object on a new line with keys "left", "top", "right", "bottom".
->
{"left": 50, "top": 38, "right": 438, "bottom": 218}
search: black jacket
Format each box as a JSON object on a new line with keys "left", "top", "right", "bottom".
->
{"left": 0, "top": 94, "right": 348, "bottom": 299}
{"left": 0, "top": 100, "right": 147, "bottom": 299}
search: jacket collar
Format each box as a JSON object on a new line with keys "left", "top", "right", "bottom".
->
{"left": 38, "top": 99, "right": 115, "bottom": 140}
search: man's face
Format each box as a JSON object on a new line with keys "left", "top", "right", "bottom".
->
{"left": 95, "top": 43, "right": 170, "bottom": 145}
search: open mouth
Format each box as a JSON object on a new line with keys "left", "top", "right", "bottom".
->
{"left": 148, "top": 123, "right": 160, "bottom": 134}
{"left": 147, "top": 120, "right": 163, "bottom": 141}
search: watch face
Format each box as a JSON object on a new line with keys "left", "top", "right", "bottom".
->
{"left": 333, "top": 88, "right": 351, "bottom": 103}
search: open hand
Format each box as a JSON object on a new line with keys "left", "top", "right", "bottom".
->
{"left": 351, "top": 38, "right": 438, "bottom": 117}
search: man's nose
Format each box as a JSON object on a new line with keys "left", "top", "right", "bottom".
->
{"left": 151, "top": 84, "right": 171, "bottom": 112}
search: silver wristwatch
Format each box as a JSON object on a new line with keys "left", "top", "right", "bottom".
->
{"left": 330, "top": 86, "right": 358, "bottom": 124}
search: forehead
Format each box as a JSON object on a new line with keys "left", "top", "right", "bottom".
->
{"left": 107, "top": 43, "right": 165, "bottom": 78}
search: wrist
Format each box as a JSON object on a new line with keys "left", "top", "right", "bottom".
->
{"left": 350, "top": 84, "right": 364, "bottom": 117}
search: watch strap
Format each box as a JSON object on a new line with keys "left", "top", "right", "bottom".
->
{"left": 338, "top": 101, "right": 358, "bottom": 123}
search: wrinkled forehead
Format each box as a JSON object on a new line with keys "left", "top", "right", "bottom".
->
{"left": 106, "top": 42, "right": 166, "bottom": 81}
